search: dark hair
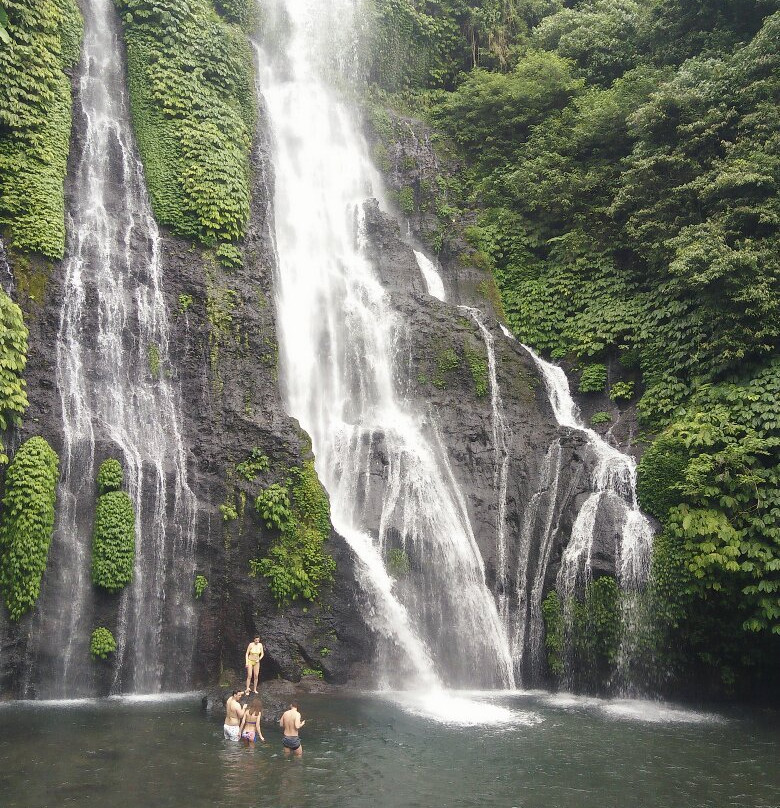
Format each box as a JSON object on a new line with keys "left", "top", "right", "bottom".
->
{"left": 249, "top": 698, "right": 262, "bottom": 713}
{"left": 232, "top": 689, "right": 242, "bottom": 698}
{"left": 291, "top": 701, "right": 300, "bottom": 710}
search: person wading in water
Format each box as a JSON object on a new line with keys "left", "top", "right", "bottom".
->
{"left": 279, "top": 701, "right": 305, "bottom": 757}
{"left": 245, "top": 636, "right": 264, "bottom": 695}
{"left": 240, "top": 698, "right": 265, "bottom": 745}
{"left": 223, "top": 689, "right": 246, "bottom": 741}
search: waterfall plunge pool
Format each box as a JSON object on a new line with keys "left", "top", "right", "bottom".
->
{"left": 0, "top": 691, "right": 776, "bottom": 807}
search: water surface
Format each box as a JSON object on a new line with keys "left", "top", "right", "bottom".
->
{"left": 0, "top": 692, "right": 776, "bottom": 808}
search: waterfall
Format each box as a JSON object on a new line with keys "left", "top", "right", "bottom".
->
{"left": 0, "top": 237, "right": 14, "bottom": 295}
{"left": 460, "top": 307, "right": 511, "bottom": 625}
{"left": 522, "top": 346, "right": 654, "bottom": 598}
{"left": 27, "top": 0, "right": 196, "bottom": 697}
{"left": 255, "top": 0, "right": 514, "bottom": 689}
{"left": 413, "top": 250, "right": 446, "bottom": 301}
{"left": 513, "top": 439, "right": 565, "bottom": 678}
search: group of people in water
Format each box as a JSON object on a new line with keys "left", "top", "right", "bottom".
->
{"left": 222, "top": 635, "right": 306, "bottom": 757}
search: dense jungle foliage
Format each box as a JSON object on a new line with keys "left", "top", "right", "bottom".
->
{"left": 115, "top": 0, "right": 256, "bottom": 262}
{"left": 367, "top": 0, "right": 780, "bottom": 695}
{"left": 0, "top": 0, "right": 82, "bottom": 259}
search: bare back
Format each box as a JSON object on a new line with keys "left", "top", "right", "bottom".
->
{"left": 280, "top": 708, "right": 302, "bottom": 736}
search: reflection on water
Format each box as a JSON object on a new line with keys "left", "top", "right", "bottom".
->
{"left": 0, "top": 693, "right": 777, "bottom": 808}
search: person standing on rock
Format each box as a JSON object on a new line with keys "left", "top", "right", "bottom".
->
{"left": 245, "top": 635, "right": 264, "bottom": 695}
{"left": 224, "top": 689, "right": 246, "bottom": 741}
{"left": 279, "top": 701, "right": 305, "bottom": 757}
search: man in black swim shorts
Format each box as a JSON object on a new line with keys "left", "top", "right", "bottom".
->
{"left": 279, "top": 701, "right": 305, "bottom": 757}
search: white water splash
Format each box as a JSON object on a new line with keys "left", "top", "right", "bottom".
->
{"left": 255, "top": 0, "right": 513, "bottom": 689}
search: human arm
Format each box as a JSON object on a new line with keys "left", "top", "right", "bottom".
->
{"left": 295, "top": 714, "right": 305, "bottom": 730}
{"left": 256, "top": 713, "right": 265, "bottom": 742}
{"left": 239, "top": 712, "right": 247, "bottom": 733}
{"left": 245, "top": 644, "right": 252, "bottom": 666}
{"left": 258, "top": 643, "right": 264, "bottom": 661}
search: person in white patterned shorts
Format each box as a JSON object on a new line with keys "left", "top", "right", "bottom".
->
{"left": 223, "top": 689, "right": 246, "bottom": 740}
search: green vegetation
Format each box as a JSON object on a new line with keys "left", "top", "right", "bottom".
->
{"left": 301, "top": 666, "right": 323, "bottom": 678}
{"left": 91, "top": 464, "right": 135, "bottom": 593}
{"left": 255, "top": 483, "right": 292, "bottom": 530}
{"left": 236, "top": 448, "right": 269, "bottom": 482}
{"left": 219, "top": 502, "right": 238, "bottom": 521}
{"left": 0, "top": 0, "right": 82, "bottom": 258}
{"left": 541, "top": 590, "right": 564, "bottom": 676}
{"left": 571, "top": 576, "right": 621, "bottom": 681}
{"left": 97, "top": 458, "right": 123, "bottom": 494}
{"left": 194, "top": 574, "right": 208, "bottom": 598}
{"left": 251, "top": 461, "right": 335, "bottom": 607}
{"left": 578, "top": 363, "right": 607, "bottom": 394}
{"left": 397, "top": 186, "right": 415, "bottom": 214}
{"left": 464, "top": 342, "right": 489, "bottom": 397}
{"left": 609, "top": 380, "right": 635, "bottom": 401}
{"left": 432, "top": 347, "right": 459, "bottom": 388}
{"left": 542, "top": 577, "right": 621, "bottom": 686}
{"left": 177, "top": 293, "right": 194, "bottom": 314}
{"left": 0, "top": 437, "right": 59, "bottom": 619}
{"left": 90, "top": 627, "right": 117, "bottom": 660}
{"left": 0, "top": 290, "right": 29, "bottom": 464}
{"left": 369, "top": 0, "right": 780, "bottom": 695}
{"left": 590, "top": 411, "right": 612, "bottom": 426}
{"left": 147, "top": 343, "right": 160, "bottom": 379}
{"left": 387, "top": 548, "right": 411, "bottom": 577}
{"left": 115, "top": 0, "right": 255, "bottom": 254}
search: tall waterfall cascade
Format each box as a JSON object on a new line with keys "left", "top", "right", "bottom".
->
{"left": 27, "top": 0, "right": 196, "bottom": 697}
{"left": 255, "top": 0, "right": 514, "bottom": 689}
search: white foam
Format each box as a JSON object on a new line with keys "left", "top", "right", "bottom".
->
{"left": 383, "top": 690, "right": 542, "bottom": 727}
{"left": 600, "top": 698, "right": 725, "bottom": 724}
{"left": 109, "top": 691, "right": 202, "bottom": 704}
{"left": 1, "top": 691, "right": 202, "bottom": 708}
{"left": 540, "top": 692, "right": 604, "bottom": 710}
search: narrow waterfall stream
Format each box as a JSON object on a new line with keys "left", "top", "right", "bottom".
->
{"left": 26, "top": 0, "right": 196, "bottom": 697}
{"left": 460, "top": 307, "right": 511, "bottom": 626}
{"left": 255, "top": 0, "right": 514, "bottom": 691}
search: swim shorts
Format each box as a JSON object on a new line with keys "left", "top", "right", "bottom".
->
{"left": 224, "top": 724, "right": 241, "bottom": 741}
{"left": 282, "top": 735, "right": 301, "bottom": 750}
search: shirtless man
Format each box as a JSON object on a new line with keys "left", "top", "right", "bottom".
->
{"left": 245, "top": 636, "right": 264, "bottom": 695}
{"left": 279, "top": 701, "right": 305, "bottom": 757}
{"left": 223, "top": 689, "right": 246, "bottom": 741}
